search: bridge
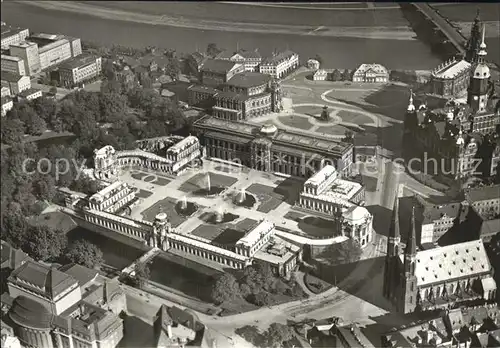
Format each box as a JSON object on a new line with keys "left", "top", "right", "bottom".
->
{"left": 413, "top": 3, "right": 467, "bottom": 56}
{"left": 121, "top": 247, "right": 161, "bottom": 277}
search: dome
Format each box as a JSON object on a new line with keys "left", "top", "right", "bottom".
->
{"left": 342, "top": 206, "right": 370, "bottom": 223}
{"left": 260, "top": 124, "right": 277, "bottom": 135}
{"left": 473, "top": 64, "right": 490, "bottom": 79}
{"left": 9, "top": 296, "right": 53, "bottom": 329}
{"left": 155, "top": 213, "right": 168, "bottom": 221}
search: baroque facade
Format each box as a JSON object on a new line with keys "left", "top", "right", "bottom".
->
{"left": 93, "top": 135, "right": 202, "bottom": 180}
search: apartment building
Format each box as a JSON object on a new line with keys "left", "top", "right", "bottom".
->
{"left": 1, "top": 86, "right": 10, "bottom": 97}
{"left": 17, "top": 88, "right": 42, "bottom": 102}
{"left": 1, "top": 54, "right": 26, "bottom": 76}
{"left": 9, "top": 41, "right": 40, "bottom": 75}
{"left": 1, "top": 24, "right": 29, "bottom": 50}
{"left": 216, "top": 49, "right": 262, "bottom": 72}
{"left": 1, "top": 71, "right": 31, "bottom": 95}
{"left": 58, "top": 54, "right": 102, "bottom": 88}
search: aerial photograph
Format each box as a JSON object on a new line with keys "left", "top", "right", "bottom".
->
{"left": 1, "top": 1, "right": 499, "bottom": 347}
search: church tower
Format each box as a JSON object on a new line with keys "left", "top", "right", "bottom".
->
{"left": 399, "top": 207, "right": 418, "bottom": 314}
{"left": 467, "top": 25, "right": 490, "bottom": 114}
{"left": 403, "top": 90, "right": 417, "bottom": 138}
{"left": 465, "top": 10, "right": 482, "bottom": 63}
{"left": 383, "top": 195, "right": 401, "bottom": 301}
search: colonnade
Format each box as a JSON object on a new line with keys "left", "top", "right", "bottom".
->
{"left": 298, "top": 195, "right": 347, "bottom": 215}
{"left": 116, "top": 156, "right": 173, "bottom": 173}
{"left": 84, "top": 210, "right": 149, "bottom": 241}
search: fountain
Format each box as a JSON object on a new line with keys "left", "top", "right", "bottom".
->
{"left": 194, "top": 172, "right": 226, "bottom": 197}
{"left": 175, "top": 195, "right": 198, "bottom": 217}
{"left": 233, "top": 187, "right": 257, "bottom": 208}
{"left": 206, "top": 206, "right": 239, "bottom": 224}
{"left": 214, "top": 207, "right": 224, "bottom": 223}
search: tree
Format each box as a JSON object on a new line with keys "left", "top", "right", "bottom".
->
{"left": 342, "top": 130, "right": 354, "bottom": 143}
{"left": 1, "top": 118, "right": 25, "bottom": 145}
{"left": 23, "top": 225, "right": 68, "bottom": 261}
{"left": 331, "top": 69, "right": 341, "bottom": 81}
{"left": 319, "top": 239, "right": 362, "bottom": 265}
{"left": 99, "top": 92, "right": 127, "bottom": 123}
{"left": 1, "top": 207, "right": 28, "bottom": 249}
{"left": 206, "top": 43, "right": 222, "bottom": 58}
{"left": 342, "top": 69, "right": 351, "bottom": 81}
{"left": 264, "top": 323, "right": 293, "bottom": 348}
{"left": 49, "top": 86, "right": 58, "bottom": 96}
{"left": 249, "top": 292, "right": 272, "bottom": 306}
{"left": 210, "top": 273, "right": 241, "bottom": 304}
{"left": 25, "top": 112, "right": 47, "bottom": 135}
{"left": 132, "top": 262, "right": 150, "bottom": 289}
{"left": 165, "top": 58, "right": 181, "bottom": 81}
{"left": 71, "top": 176, "right": 100, "bottom": 195}
{"left": 314, "top": 54, "right": 323, "bottom": 67}
{"left": 66, "top": 239, "right": 104, "bottom": 269}
{"left": 33, "top": 174, "right": 56, "bottom": 202}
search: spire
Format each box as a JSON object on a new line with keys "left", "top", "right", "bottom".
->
{"left": 407, "top": 89, "right": 415, "bottom": 112}
{"left": 474, "top": 8, "right": 480, "bottom": 23}
{"left": 389, "top": 195, "right": 400, "bottom": 240}
{"left": 479, "top": 24, "right": 487, "bottom": 51}
{"left": 405, "top": 206, "right": 417, "bottom": 256}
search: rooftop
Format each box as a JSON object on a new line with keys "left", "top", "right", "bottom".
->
{"left": 18, "top": 88, "right": 42, "bottom": 97}
{"left": 9, "top": 295, "right": 53, "bottom": 329}
{"left": 58, "top": 263, "right": 98, "bottom": 288}
{"left": 9, "top": 261, "right": 79, "bottom": 299}
{"left": 354, "top": 63, "right": 388, "bottom": 76}
{"left": 261, "top": 50, "right": 297, "bottom": 66}
{"left": 0, "top": 70, "right": 24, "bottom": 82}
{"left": 253, "top": 236, "right": 300, "bottom": 264}
{"left": 1, "top": 54, "right": 22, "bottom": 62}
{"left": 187, "top": 84, "right": 218, "bottom": 94}
{"left": 38, "top": 39, "right": 69, "bottom": 53}
{"left": 465, "top": 185, "right": 500, "bottom": 203}
{"left": 59, "top": 54, "right": 100, "bottom": 70}
{"left": 201, "top": 59, "right": 241, "bottom": 74}
{"left": 1, "top": 25, "right": 28, "bottom": 40}
{"left": 399, "top": 239, "right": 492, "bottom": 287}
{"left": 432, "top": 58, "right": 471, "bottom": 79}
{"left": 305, "top": 165, "right": 337, "bottom": 187}
{"left": 226, "top": 72, "right": 271, "bottom": 89}
{"left": 0, "top": 241, "right": 30, "bottom": 270}
{"left": 214, "top": 90, "right": 252, "bottom": 102}
{"left": 237, "top": 220, "right": 274, "bottom": 247}
{"left": 91, "top": 181, "right": 126, "bottom": 202}
{"left": 9, "top": 41, "right": 37, "bottom": 49}
{"left": 194, "top": 115, "right": 352, "bottom": 156}
{"left": 166, "top": 135, "right": 198, "bottom": 154}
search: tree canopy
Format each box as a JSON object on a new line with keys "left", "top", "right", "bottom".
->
{"left": 22, "top": 225, "right": 68, "bottom": 262}
{"left": 210, "top": 273, "right": 240, "bottom": 304}
{"left": 66, "top": 239, "right": 104, "bottom": 269}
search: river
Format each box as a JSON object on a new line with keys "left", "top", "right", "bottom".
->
{"left": 1, "top": 1, "right": 443, "bottom": 70}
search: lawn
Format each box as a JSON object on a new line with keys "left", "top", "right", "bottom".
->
{"left": 246, "top": 184, "right": 284, "bottom": 213}
{"left": 297, "top": 216, "right": 341, "bottom": 238}
{"left": 131, "top": 172, "right": 148, "bottom": 181}
{"left": 141, "top": 196, "right": 189, "bottom": 227}
{"left": 337, "top": 110, "right": 373, "bottom": 125}
{"left": 284, "top": 210, "right": 308, "bottom": 222}
{"left": 278, "top": 115, "right": 313, "bottom": 130}
{"left": 177, "top": 172, "right": 238, "bottom": 193}
{"left": 136, "top": 189, "right": 153, "bottom": 199}
{"left": 154, "top": 177, "right": 171, "bottom": 186}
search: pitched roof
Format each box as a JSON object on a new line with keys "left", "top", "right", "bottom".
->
{"left": 9, "top": 261, "right": 78, "bottom": 299}
{"left": 0, "top": 71, "right": 24, "bottom": 83}
{"left": 226, "top": 72, "right": 271, "bottom": 89}
{"left": 58, "top": 263, "right": 98, "bottom": 287}
{"left": 0, "top": 241, "right": 30, "bottom": 270}
{"left": 201, "top": 59, "right": 240, "bottom": 74}
{"left": 405, "top": 240, "right": 492, "bottom": 287}
{"left": 480, "top": 218, "right": 500, "bottom": 238}
{"left": 262, "top": 50, "right": 297, "bottom": 66}
{"left": 237, "top": 49, "right": 261, "bottom": 59}
{"left": 466, "top": 185, "right": 500, "bottom": 203}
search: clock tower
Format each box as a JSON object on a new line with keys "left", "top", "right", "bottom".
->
{"left": 467, "top": 25, "right": 490, "bottom": 114}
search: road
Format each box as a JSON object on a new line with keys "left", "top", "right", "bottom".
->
{"left": 412, "top": 3, "right": 466, "bottom": 55}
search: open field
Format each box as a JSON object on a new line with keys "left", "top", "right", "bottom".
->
{"left": 337, "top": 110, "right": 373, "bottom": 125}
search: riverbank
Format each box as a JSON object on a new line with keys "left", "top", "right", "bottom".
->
{"left": 1, "top": 1, "right": 442, "bottom": 69}
{"left": 16, "top": 1, "right": 416, "bottom": 41}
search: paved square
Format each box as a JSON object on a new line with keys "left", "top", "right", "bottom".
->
{"left": 337, "top": 110, "right": 373, "bottom": 125}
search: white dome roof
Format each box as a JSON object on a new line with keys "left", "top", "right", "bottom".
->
{"left": 473, "top": 64, "right": 490, "bottom": 79}
{"left": 260, "top": 124, "right": 278, "bottom": 135}
{"left": 156, "top": 213, "right": 168, "bottom": 221}
{"left": 342, "top": 206, "right": 370, "bottom": 222}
